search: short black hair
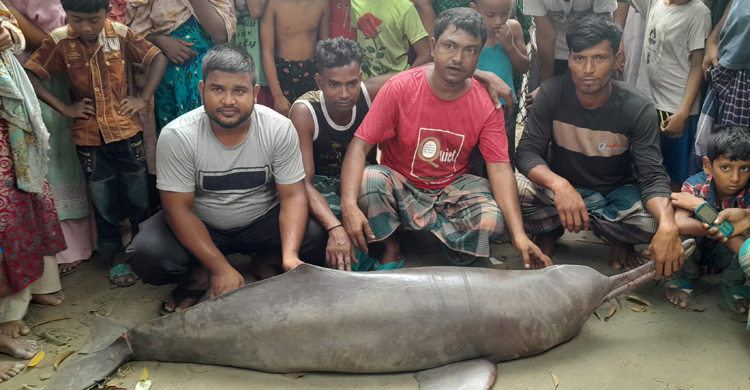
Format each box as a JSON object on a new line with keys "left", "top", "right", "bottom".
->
{"left": 60, "top": 0, "right": 110, "bottom": 13}
{"left": 202, "top": 44, "right": 258, "bottom": 85}
{"left": 567, "top": 13, "right": 622, "bottom": 55}
{"left": 435, "top": 8, "right": 488, "bottom": 48}
{"left": 707, "top": 125, "right": 750, "bottom": 162}
{"left": 315, "top": 38, "right": 366, "bottom": 73}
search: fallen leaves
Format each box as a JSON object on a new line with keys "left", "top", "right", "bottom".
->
{"left": 54, "top": 350, "right": 76, "bottom": 370}
{"left": 604, "top": 306, "right": 617, "bottom": 321}
{"left": 627, "top": 305, "right": 646, "bottom": 312}
{"left": 550, "top": 373, "right": 560, "bottom": 389}
{"left": 625, "top": 295, "right": 653, "bottom": 307}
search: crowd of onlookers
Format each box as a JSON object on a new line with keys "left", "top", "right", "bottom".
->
{"left": 0, "top": 0, "right": 748, "bottom": 382}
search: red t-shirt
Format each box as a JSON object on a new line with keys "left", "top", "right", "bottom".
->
{"left": 355, "top": 67, "right": 509, "bottom": 190}
{"left": 330, "top": 0, "right": 357, "bottom": 40}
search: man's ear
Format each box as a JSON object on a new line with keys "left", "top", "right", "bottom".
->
{"left": 430, "top": 36, "right": 437, "bottom": 59}
{"left": 253, "top": 84, "right": 260, "bottom": 102}
{"left": 105, "top": 5, "right": 112, "bottom": 18}
{"left": 702, "top": 156, "right": 712, "bottom": 175}
{"left": 469, "top": 2, "right": 477, "bottom": 10}
{"left": 198, "top": 80, "right": 205, "bottom": 103}
{"left": 614, "top": 49, "right": 624, "bottom": 72}
{"left": 314, "top": 73, "right": 323, "bottom": 90}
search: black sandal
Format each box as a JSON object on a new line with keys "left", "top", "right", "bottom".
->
{"left": 159, "top": 285, "right": 207, "bottom": 316}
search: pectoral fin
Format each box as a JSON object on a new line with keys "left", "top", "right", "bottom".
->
{"left": 414, "top": 359, "right": 498, "bottom": 390}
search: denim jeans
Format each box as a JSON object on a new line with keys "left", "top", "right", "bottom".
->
{"left": 77, "top": 133, "right": 149, "bottom": 256}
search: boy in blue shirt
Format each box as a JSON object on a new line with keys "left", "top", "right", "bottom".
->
{"left": 669, "top": 125, "right": 750, "bottom": 314}
{"left": 469, "top": 0, "right": 528, "bottom": 169}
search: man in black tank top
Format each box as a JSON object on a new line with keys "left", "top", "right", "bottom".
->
{"left": 290, "top": 38, "right": 392, "bottom": 272}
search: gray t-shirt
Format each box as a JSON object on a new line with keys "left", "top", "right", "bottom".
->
{"left": 156, "top": 105, "right": 306, "bottom": 230}
{"left": 629, "top": 0, "right": 710, "bottom": 115}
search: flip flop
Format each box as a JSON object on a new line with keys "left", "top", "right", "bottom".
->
{"left": 59, "top": 261, "right": 83, "bottom": 277}
{"left": 372, "top": 257, "right": 405, "bottom": 271}
{"left": 351, "top": 250, "right": 378, "bottom": 272}
{"left": 159, "top": 285, "right": 207, "bottom": 316}
{"left": 721, "top": 284, "right": 750, "bottom": 313}
{"left": 441, "top": 243, "right": 478, "bottom": 266}
{"left": 108, "top": 263, "right": 137, "bottom": 288}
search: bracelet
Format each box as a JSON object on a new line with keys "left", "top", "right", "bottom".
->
{"left": 327, "top": 224, "right": 343, "bottom": 232}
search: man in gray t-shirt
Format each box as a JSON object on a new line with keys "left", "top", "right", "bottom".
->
{"left": 127, "top": 45, "right": 326, "bottom": 315}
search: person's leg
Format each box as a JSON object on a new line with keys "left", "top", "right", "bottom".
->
{"left": 705, "top": 242, "right": 750, "bottom": 313}
{"left": 665, "top": 238, "right": 703, "bottom": 308}
{"left": 588, "top": 185, "right": 657, "bottom": 270}
{"left": 0, "top": 287, "right": 32, "bottom": 338}
{"left": 30, "top": 256, "right": 64, "bottom": 306}
{"left": 660, "top": 112, "right": 699, "bottom": 191}
{"left": 275, "top": 57, "right": 296, "bottom": 104}
{"left": 56, "top": 216, "right": 95, "bottom": 275}
{"left": 515, "top": 173, "right": 565, "bottom": 256}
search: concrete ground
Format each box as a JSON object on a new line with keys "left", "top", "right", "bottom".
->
{"left": 1, "top": 230, "right": 749, "bottom": 390}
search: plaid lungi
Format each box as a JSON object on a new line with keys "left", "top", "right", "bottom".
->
{"left": 516, "top": 173, "right": 657, "bottom": 245}
{"left": 695, "top": 66, "right": 750, "bottom": 157}
{"left": 358, "top": 166, "right": 508, "bottom": 257}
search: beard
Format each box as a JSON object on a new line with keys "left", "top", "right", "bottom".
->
{"left": 206, "top": 106, "right": 253, "bottom": 129}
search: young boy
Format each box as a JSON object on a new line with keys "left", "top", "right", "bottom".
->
{"left": 351, "top": 0, "right": 431, "bottom": 79}
{"left": 24, "top": 0, "right": 168, "bottom": 287}
{"left": 669, "top": 126, "right": 750, "bottom": 314}
{"left": 620, "top": 0, "right": 711, "bottom": 191}
{"left": 470, "top": 0, "right": 528, "bottom": 169}
{"left": 260, "top": 0, "right": 330, "bottom": 116}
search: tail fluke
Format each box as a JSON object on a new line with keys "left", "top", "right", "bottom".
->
{"left": 46, "top": 317, "right": 134, "bottom": 390}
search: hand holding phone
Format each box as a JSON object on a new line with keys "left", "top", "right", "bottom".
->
{"left": 695, "top": 203, "right": 734, "bottom": 238}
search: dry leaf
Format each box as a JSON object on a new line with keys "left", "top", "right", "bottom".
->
{"left": 54, "top": 350, "right": 76, "bottom": 371}
{"left": 625, "top": 295, "right": 652, "bottom": 307}
{"left": 593, "top": 311, "right": 601, "bottom": 320}
{"left": 39, "top": 373, "right": 53, "bottom": 381}
{"left": 628, "top": 305, "right": 646, "bottom": 312}
{"left": 550, "top": 373, "right": 560, "bottom": 389}
{"left": 28, "top": 351, "right": 45, "bottom": 368}
{"left": 280, "top": 372, "right": 306, "bottom": 379}
{"left": 139, "top": 367, "right": 149, "bottom": 382}
{"left": 604, "top": 305, "right": 617, "bottom": 321}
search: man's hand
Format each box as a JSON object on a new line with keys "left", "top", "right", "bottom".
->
{"left": 497, "top": 24, "right": 514, "bottom": 50}
{"left": 705, "top": 208, "right": 750, "bottom": 241}
{"left": 648, "top": 225, "right": 683, "bottom": 280}
{"left": 0, "top": 25, "right": 12, "bottom": 52}
{"left": 525, "top": 86, "right": 539, "bottom": 110}
{"left": 210, "top": 265, "right": 245, "bottom": 298}
{"left": 326, "top": 225, "right": 355, "bottom": 271}
{"left": 274, "top": 96, "right": 292, "bottom": 117}
{"left": 62, "top": 98, "right": 95, "bottom": 120}
{"left": 474, "top": 69, "right": 514, "bottom": 111}
{"left": 702, "top": 36, "right": 719, "bottom": 79}
{"left": 341, "top": 204, "right": 375, "bottom": 253}
{"left": 670, "top": 192, "right": 704, "bottom": 211}
{"left": 661, "top": 111, "right": 688, "bottom": 139}
{"left": 553, "top": 181, "right": 589, "bottom": 233}
{"left": 119, "top": 96, "right": 148, "bottom": 117}
{"left": 153, "top": 36, "right": 198, "bottom": 64}
{"left": 282, "top": 256, "right": 304, "bottom": 272}
{"left": 513, "top": 235, "right": 553, "bottom": 269}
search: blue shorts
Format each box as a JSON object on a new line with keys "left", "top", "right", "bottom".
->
{"left": 661, "top": 114, "right": 700, "bottom": 183}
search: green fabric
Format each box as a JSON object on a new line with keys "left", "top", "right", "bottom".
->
{"left": 39, "top": 75, "right": 89, "bottom": 220}
{"left": 0, "top": 53, "right": 50, "bottom": 194}
{"left": 313, "top": 175, "right": 343, "bottom": 219}
{"left": 432, "top": 0, "right": 471, "bottom": 15}
{"left": 232, "top": 8, "right": 268, "bottom": 86}
{"left": 351, "top": 0, "right": 429, "bottom": 79}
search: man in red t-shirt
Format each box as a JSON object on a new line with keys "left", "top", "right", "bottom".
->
{"left": 340, "top": 8, "right": 551, "bottom": 270}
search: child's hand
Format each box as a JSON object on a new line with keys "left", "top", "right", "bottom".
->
{"left": 671, "top": 192, "right": 704, "bottom": 211}
{"left": 119, "top": 96, "right": 147, "bottom": 117}
{"left": 154, "top": 36, "right": 198, "bottom": 64}
{"left": 704, "top": 208, "right": 750, "bottom": 242}
{"left": 62, "top": 99, "right": 95, "bottom": 120}
{"left": 0, "top": 25, "right": 12, "bottom": 52}
{"left": 496, "top": 24, "right": 514, "bottom": 49}
{"left": 274, "top": 96, "right": 291, "bottom": 117}
{"left": 661, "top": 111, "right": 687, "bottom": 139}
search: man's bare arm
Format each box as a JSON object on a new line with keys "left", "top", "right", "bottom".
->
{"left": 411, "top": 37, "right": 432, "bottom": 68}
{"left": 277, "top": 180, "right": 310, "bottom": 271}
{"left": 364, "top": 74, "right": 395, "bottom": 100}
{"left": 340, "top": 137, "right": 376, "bottom": 252}
{"left": 644, "top": 196, "right": 683, "bottom": 280}
{"left": 318, "top": 1, "right": 331, "bottom": 40}
{"left": 190, "top": 0, "right": 231, "bottom": 43}
{"left": 703, "top": 0, "right": 733, "bottom": 76}
{"left": 526, "top": 163, "right": 590, "bottom": 232}
{"left": 246, "top": 0, "right": 270, "bottom": 19}
{"left": 534, "top": 15, "right": 556, "bottom": 82}
{"left": 506, "top": 20, "right": 530, "bottom": 74}
{"left": 5, "top": 2, "right": 47, "bottom": 50}
{"left": 410, "top": 0, "right": 436, "bottom": 37}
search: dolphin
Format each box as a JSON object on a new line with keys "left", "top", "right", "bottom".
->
{"left": 46, "top": 261, "right": 656, "bottom": 390}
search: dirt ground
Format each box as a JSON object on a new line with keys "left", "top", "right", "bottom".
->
{"left": 1, "top": 229, "right": 750, "bottom": 390}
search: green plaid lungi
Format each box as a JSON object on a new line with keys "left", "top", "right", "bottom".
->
{"left": 516, "top": 173, "right": 657, "bottom": 245}
{"left": 357, "top": 166, "right": 508, "bottom": 257}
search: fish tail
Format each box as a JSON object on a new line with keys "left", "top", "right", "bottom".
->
{"left": 600, "top": 261, "right": 656, "bottom": 305}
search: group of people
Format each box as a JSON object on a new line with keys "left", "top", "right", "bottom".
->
{"left": 0, "top": 0, "right": 749, "bottom": 382}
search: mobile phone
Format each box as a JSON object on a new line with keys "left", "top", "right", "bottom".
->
{"left": 659, "top": 110, "right": 672, "bottom": 128}
{"left": 695, "top": 202, "right": 734, "bottom": 237}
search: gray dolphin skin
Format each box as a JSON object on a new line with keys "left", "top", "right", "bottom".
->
{"left": 47, "top": 262, "right": 655, "bottom": 390}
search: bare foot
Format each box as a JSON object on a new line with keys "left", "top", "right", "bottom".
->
{"left": 534, "top": 226, "right": 564, "bottom": 258}
{"left": 0, "top": 334, "right": 38, "bottom": 359}
{"left": 110, "top": 253, "right": 134, "bottom": 286}
{"left": 380, "top": 236, "right": 402, "bottom": 265}
{"left": 733, "top": 298, "right": 749, "bottom": 313}
{"left": 0, "top": 361, "right": 25, "bottom": 383}
{"left": 58, "top": 260, "right": 81, "bottom": 275}
{"left": 610, "top": 243, "right": 644, "bottom": 270}
{"left": 666, "top": 287, "right": 691, "bottom": 308}
{"left": 0, "top": 320, "right": 30, "bottom": 338}
{"left": 162, "top": 268, "right": 210, "bottom": 314}
{"left": 31, "top": 290, "right": 65, "bottom": 306}
{"left": 250, "top": 252, "right": 283, "bottom": 280}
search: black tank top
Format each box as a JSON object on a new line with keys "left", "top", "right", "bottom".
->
{"left": 293, "top": 83, "right": 371, "bottom": 176}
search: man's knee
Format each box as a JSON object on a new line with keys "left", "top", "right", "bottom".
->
{"left": 127, "top": 212, "right": 192, "bottom": 285}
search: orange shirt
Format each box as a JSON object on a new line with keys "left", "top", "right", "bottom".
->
{"left": 25, "top": 19, "right": 161, "bottom": 146}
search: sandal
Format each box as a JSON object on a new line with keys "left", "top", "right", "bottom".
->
{"left": 441, "top": 243, "right": 478, "bottom": 266}
{"left": 59, "top": 261, "right": 83, "bottom": 277}
{"left": 351, "top": 250, "right": 377, "bottom": 272}
{"left": 159, "top": 284, "right": 207, "bottom": 316}
{"left": 721, "top": 284, "right": 750, "bottom": 313}
{"left": 372, "top": 257, "right": 405, "bottom": 271}
{"left": 108, "top": 264, "right": 137, "bottom": 288}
